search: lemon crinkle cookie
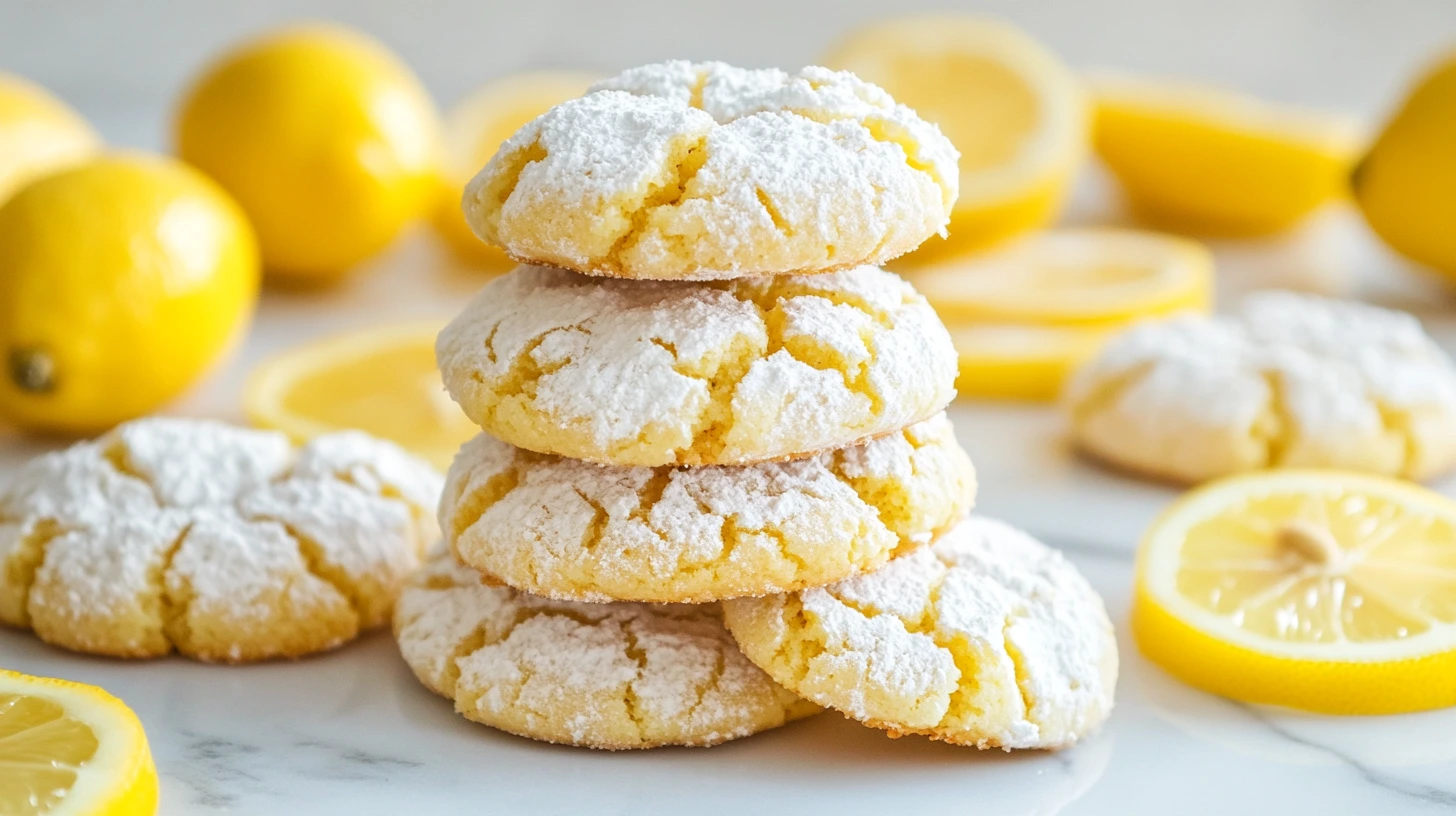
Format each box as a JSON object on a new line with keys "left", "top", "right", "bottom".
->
{"left": 394, "top": 549, "right": 820, "bottom": 749}
{"left": 442, "top": 413, "right": 975, "bottom": 603}
{"left": 0, "top": 417, "right": 441, "bottom": 662}
{"left": 723, "top": 516, "right": 1117, "bottom": 749}
{"left": 1066, "top": 291, "right": 1456, "bottom": 484}
{"left": 464, "top": 60, "right": 959, "bottom": 280}
{"left": 437, "top": 264, "right": 958, "bottom": 467}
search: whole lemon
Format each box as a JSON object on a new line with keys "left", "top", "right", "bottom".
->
{"left": 0, "top": 73, "right": 100, "bottom": 203}
{"left": 0, "top": 154, "right": 260, "bottom": 434}
{"left": 174, "top": 25, "right": 439, "bottom": 283}
{"left": 1354, "top": 51, "right": 1456, "bottom": 278}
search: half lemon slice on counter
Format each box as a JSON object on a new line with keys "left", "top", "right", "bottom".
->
{"left": 245, "top": 321, "right": 475, "bottom": 470}
{"left": 908, "top": 227, "right": 1213, "bottom": 327}
{"left": 0, "top": 670, "right": 157, "bottom": 815}
{"left": 950, "top": 323, "right": 1112, "bottom": 401}
{"left": 824, "top": 15, "right": 1088, "bottom": 263}
{"left": 1134, "top": 470, "right": 1456, "bottom": 714}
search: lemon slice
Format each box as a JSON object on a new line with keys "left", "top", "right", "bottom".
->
{"left": 1134, "top": 470, "right": 1456, "bottom": 714}
{"left": 908, "top": 228, "right": 1213, "bottom": 327}
{"left": 0, "top": 670, "right": 157, "bottom": 815}
{"left": 951, "top": 323, "right": 1113, "bottom": 401}
{"left": 433, "top": 72, "right": 596, "bottom": 270}
{"left": 824, "top": 16, "right": 1087, "bottom": 264}
{"left": 1092, "top": 73, "right": 1364, "bottom": 236}
{"left": 245, "top": 321, "right": 474, "bottom": 469}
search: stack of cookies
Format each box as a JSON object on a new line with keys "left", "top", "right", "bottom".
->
{"left": 396, "top": 61, "right": 1118, "bottom": 750}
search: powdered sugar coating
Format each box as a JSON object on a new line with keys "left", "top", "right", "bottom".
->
{"left": 393, "top": 549, "right": 819, "bottom": 750}
{"left": 723, "top": 516, "right": 1118, "bottom": 749}
{"left": 463, "top": 61, "right": 959, "bottom": 280}
{"left": 0, "top": 418, "right": 442, "bottom": 662}
{"left": 440, "top": 414, "right": 975, "bottom": 603}
{"left": 437, "top": 264, "right": 958, "bottom": 467}
{"left": 1066, "top": 291, "right": 1456, "bottom": 483}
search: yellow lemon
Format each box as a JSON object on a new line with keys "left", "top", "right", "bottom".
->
{"left": 951, "top": 323, "right": 1113, "bottom": 401}
{"left": 1134, "top": 469, "right": 1456, "bottom": 714}
{"left": 909, "top": 227, "right": 1212, "bottom": 327}
{"left": 434, "top": 71, "right": 595, "bottom": 271}
{"left": 825, "top": 15, "right": 1088, "bottom": 264}
{"left": 1353, "top": 51, "right": 1456, "bottom": 279}
{"left": 0, "top": 669, "right": 158, "bottom": 816}
{"left": 0, "top": 153, "right": 259, "bottom": 434}
{"left": 0, "top": 73, "right": 99, "bottom": 204}
{"left": 175, "top": 24, "right": 439, "bottom": 283}
{"left": 245, "top": 321, "right": 475, "bottom": 470}
{"left": 1092, "top": 74, "right": 1364, "bottom": 236}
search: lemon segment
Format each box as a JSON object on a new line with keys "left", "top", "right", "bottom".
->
{"left": 0, "top": 74, "right": 100, "bottom": 204}
{"left": 1134, "top": 469, "right": 1456, "bottom": 714}
{"left": 1092, "top": 74, "right": 1364, "bottom": 236}
{"left": 1353, "top": 51, "right": 1456, "bottom": 279}
{"left": 0, "top": 670, "right": 158, "bottom": 816}
{"left": 175, "top": 24, "right": 440, "bottom": 283}
{"left": 246, "top": 321, "right": 474, "bottom": 470}
{"left": 908, "top": 228, "right": 1213, "bottom": 327}
{"left": 824, "top": 15, "right": 1088, "bottom": 262}
{"left": 951, "top": 323, "right": 1113, "bottom": 401}
{"left": 434, "top": 72, "right": 596, "bottom": 271}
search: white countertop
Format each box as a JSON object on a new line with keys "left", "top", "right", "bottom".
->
{"left": 6, "top": 200, "right": 1456, "bottom": 814}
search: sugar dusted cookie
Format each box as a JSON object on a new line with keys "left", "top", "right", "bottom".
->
{"left": 463, "top": 60, "right": 959, "bottom": 280}
{"left": 441, "top": 413, "right": 975, "bottom": 603}
{"left": 0, "top": 418, "right": 441, "bottom": 662}
{"left": 1065, "top": 291, "right": 1456, "bottom": 484}
{"left": 436, "top": 264, "right": 958, "bottom": 467}
{"left": 393, "top": 549, "right": 820, "bottom": 750}
{"left": 723, "top": 516, "right": 1117, "bottom": 750}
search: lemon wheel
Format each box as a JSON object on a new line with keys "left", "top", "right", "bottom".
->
{"left": 0, "top": 670, "right": 157, "bottom": 815}
{"left": 951, "top": 323, "right": 1112, "bottom": 401}
{"left": 1134, "top": 469, "right": 1456, "bottom": 714}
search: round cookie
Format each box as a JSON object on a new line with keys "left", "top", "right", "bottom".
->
{"left": 393, "top": 549, "right": 820, "bottom": 750}
{"left": 722, "top": 516, "right": 1117, "bottom": 750}
{"left": 0, "top": 417, "right": 441, "bottom": 662}
{"left": 441, "top": 413, "right": 976, "bottom": 603}
{"left": 436, "top": 263, "right": 958, "bottom": 467}
{"left": 1065, "top": 291, "right": 1456, "bottom": 484}
{"left": 463, "top": 60, "right": 959, "bottom": 281}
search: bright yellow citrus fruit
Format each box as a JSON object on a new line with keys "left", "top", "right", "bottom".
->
{"left": 245, "top": 321, "right": 474, "bottom": 469}
{"left": 175, "top": 24, "right": 440, "bottom": 283}
{"left": 1092, "top": 74, "right": 1364, "bottom": 236}
{"left": 1134, "top": 469, "right": 1456, "bottom": 714}
{"left": 824, "top": 15, "right": 1088, "bottom": 264}
{"left": 434, "top": 71, "right": 596, "bottom": 271}
{"left": 908, "top": 227, "right": 1213, "bottom": 328}
{"left": 0, "top": 669, "right": 158, "bottom": 815}
{"left": 1353, "top": 50, "right": 1456, "bottom": 279}
{"left": 0, "top": 73, "right": 100, "bottom": 205}
{"left": 0, "top": 153, "right": 259, "bottom": 435}
{"left": 951, "top": 323, "right": 1113, "bottom": 401}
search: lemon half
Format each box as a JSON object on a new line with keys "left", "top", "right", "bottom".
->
{"left": 1135, "top": 470, "right": 1456, "bottom": 714}
{"left": 951, "top": 323, "right": 1113, "bottom": 401}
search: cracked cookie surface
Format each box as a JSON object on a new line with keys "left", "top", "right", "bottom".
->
{"left": 0, "top": 418, "right": 441, "bottom": 662}
{"left": 393, "top": 549, "right": 820, "bottom": 749}
{"left": 463, "top": 60, "right": 959, "bottom": 280}
{"left": 437, "top": 264, "right": 958, "bottom": 467}
{"left": 722, "top": 516, "right": 1117, "bottom": 750}
{"left": 1065, "top": 291, "right": 1456, "bottom": 484}
{"left": 441, "top": 413, "right": 975, "bottom": 603}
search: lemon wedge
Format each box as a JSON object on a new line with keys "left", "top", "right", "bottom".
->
{"left": 245, "top": 321, "right": 474, "bottom": 469}
{"left": 0, "top": 670, "right": 157, "bottom": 815}
{"left": 951, "top": 323, "right": 1113, "bottom": 401}
{"left": 433, "top": 72, "right": 596, "bottom": 270}
{"left": 1092, "top": 74, "right": 1364, "bottom": 236}
{"left": 824, "top": 16, "right": 1088, "bottom": 263}
{"left": 1134, "top": 470, "right": 1456, "bottom": 714}
{"left": 908, "top": 228, "right": 1212, "bottom": 328}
